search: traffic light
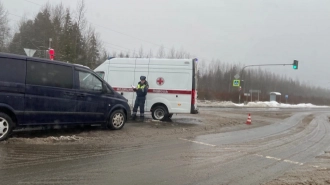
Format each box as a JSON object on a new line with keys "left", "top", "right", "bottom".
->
{"left": 48, "top": 49, "right": 55, "bottom": 60}
{"left": 293, "top": 60, "right": 298, "bottom": 69}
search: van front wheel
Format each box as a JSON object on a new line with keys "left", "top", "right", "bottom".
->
{"left": 106, "top": 110, "right": 126, "bottom": 130}
{"left": 0, "top": 113, "right": 13, "bottom": 141}
{"left": 152, "top": 106, "right": 168, "bottom": 121}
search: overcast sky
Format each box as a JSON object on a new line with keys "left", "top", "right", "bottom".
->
{"left": 3, "top": 0, "right": 330, "bottom": 87}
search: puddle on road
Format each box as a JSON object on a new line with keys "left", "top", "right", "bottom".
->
{"left": 172, "top": 117, "right": 203, "bottom": 125}
{"left": 0, "top": 126, "right": 98, "bottom": 145}
{"left": 143, "top": 117, "right": 203, "bottom": 129}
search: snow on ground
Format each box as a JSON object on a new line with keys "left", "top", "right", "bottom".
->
{"left": 198, "top": 100, "right": 329, "bottom": 108}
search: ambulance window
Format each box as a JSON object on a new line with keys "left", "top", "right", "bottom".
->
{"left": 95, "top": 71, "right": 105, "bottom": 79}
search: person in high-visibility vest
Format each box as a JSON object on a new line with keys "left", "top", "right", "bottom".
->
{"left": 131, "top": 76, "right": 149, "bottom": 121}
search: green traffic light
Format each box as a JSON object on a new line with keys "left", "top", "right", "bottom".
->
{"left": 293, "top": 60, "right": 298, "bottom": 70}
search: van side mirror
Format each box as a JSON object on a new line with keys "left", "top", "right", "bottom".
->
{"left": 101, "top": 83, "right": 111, "bottom": 94}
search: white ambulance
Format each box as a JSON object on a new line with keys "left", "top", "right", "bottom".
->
{"left": 94, "top": 58, "right": 199, "bottom": 121}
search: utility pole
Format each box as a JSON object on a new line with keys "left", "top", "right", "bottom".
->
{"left": 49, "top": 38, "right": 52, "bottom": 49}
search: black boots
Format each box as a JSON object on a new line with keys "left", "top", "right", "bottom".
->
{"left": 131, "top": 114, "right": 137, "bottom": 121}
{"left": 131, "top": 114, "right": 144, "bottom": 122}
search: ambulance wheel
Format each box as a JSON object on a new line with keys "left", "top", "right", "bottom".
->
{"left": 152, "top": 106, "right": 168, "bottom": 121}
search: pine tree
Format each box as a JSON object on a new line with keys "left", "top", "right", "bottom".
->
{"left": 88, "top": 33, "right": 99, "bottom": 68}
{"left": 0, "top": 2, "right": 10, "bottom": 52}
{"left": 59, "top": 9, "right": 74, "bottom": 62}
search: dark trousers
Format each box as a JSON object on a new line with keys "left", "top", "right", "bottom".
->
{"left": 133, "top": 97, "right": 145, "bottom": 116}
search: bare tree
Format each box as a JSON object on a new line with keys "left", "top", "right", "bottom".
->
{"left": 73, "top": 0, "right": 87, "bottom": 62}
{"left": 157, "top": 45, "right": 165, "bottom": 58}
{"left": 175, "top": 47, "right": 185, "bottom": 59}
{"left": 51, "top": 3, "right": 65, "bottom": 24}
{"left": 147, "top": 49, "right": 153, "bottom": 58}
{"left": 185, "top": 52, "right": 191, "bottom": 59}
{"left": 112, "top": 51, "right": 117, "bottom": 57}
{"left": 75, "top": 0, "right": 87, "bottom": 33}
{"left": 138, "top": 45, "right": 144, "bottom": 58}
{"left": 132, "top": 50, "right": 138, "bottom": 58}
{"left": 119, "top": 52, "right": 124, "bottom": 58}
{"left": 0, "top": 2, "right": 10, "bottom": 51}
{"left": 168, "top": 47, "right": 176, "bottom": 59}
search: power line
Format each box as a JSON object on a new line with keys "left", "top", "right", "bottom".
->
{"left": 8, "top": 17, "right": 21, "bottom": 22}
{"left": 102, "top": 41, "right": 139, "bottom": 54}
{"left": 7, "top": 11, "right": 139, "bottom": 53}
{"left": 22, "top": 0, "right": 42, "bottom": 6}
{"left": 103, "top": 43, "right": 131, "bottom": 53}
{"left": 8, "top": 12, "right": 23, "bottom": 18}
{"left": 91, "top": 23, "right": 169, "bottom": 50}
{"left": 103, "top": 46, "right": 130, "bottom": 54}
{"left": 19, "top": 0, "right": 171, "bottom": 51}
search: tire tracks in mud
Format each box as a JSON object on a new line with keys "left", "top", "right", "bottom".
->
{"left": 177, "top": 112, "right": 330, "bottom": 185}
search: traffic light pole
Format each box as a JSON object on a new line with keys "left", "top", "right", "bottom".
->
{"left": 238, "top": 63, "right": 295, "bottom": 104}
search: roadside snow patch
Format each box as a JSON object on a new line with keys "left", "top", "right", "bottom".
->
{"left": 198, "top": 100, "right": 329, "bottom": 108}
{"left": 198, "top": 100, "right": 237, "bottom": 107}
{"left": 48, "top": 135, "right": 81, "bottom": 141}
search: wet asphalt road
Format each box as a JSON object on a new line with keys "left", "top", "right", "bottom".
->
{"left": 1, "top": 109, "right": 330, "bottom": 185}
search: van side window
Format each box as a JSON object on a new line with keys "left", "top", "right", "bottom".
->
{"left": 0, "top": 58, "right": 26, "bottom": 83}
{"left": 26, "top": 61, "right": 73, "bottom": 89}
{"left": 78, "top": 71, "right": 102, "bottom": 92}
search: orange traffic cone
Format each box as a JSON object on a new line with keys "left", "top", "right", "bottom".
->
{"left": 246, "top": 114, "right": 252, "bottom": 125}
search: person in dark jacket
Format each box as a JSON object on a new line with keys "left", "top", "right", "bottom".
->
{"left": 131, "top": 76, "right": 149, "bottom": 121}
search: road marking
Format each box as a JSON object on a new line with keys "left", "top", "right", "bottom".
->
{"left": 283, "top": 159, "right": 302, "bottom": 165}
{"left": 254, "top": 154, "right": 304, "bottom": 166}
{"left": 178, "top": 138, "right": 216, "bottom": 147}
{"left": 178, "top": 138, "right": 314, "bottom": 168}
{"left": 266, "top": 156, "right": 282, "bottom": 161}
{"left": 312, "top": 165, "right": 327, "bottom": 170}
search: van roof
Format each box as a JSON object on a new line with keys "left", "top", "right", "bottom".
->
{"left": 0, "top": 52, "right": 27, "bottom": 60}
{"left": 0, "top": 52, "right": 85, "bottom": 68}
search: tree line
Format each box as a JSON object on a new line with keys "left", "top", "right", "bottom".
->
{"left": 0, "top": 1, "right": 329, "bottom": 105}
{"left": 6, "top": 1, "right": 108, "bottom": 69}
{"left": 197, "top": 60, "right": 330, "bottom": 105}
{"left": 0, "top": 1, "right": 193, "bottom": 68}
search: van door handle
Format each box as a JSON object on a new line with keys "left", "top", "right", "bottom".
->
{"left": 64, "top": 92, "right": 75, "bottom": 96}
{"left": 77, "top": 93, "right": 86, "bottom": 98}
{"left": 176, "top": 95, "right": 178, "bottom": 98}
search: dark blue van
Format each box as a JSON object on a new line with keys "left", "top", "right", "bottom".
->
{"left": 0, "top": 53, "right": 131, "bottom": 141}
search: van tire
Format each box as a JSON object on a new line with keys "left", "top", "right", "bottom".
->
{"left": 152, "top": 106, "right": 168, "bottom": 121}
{"left": 0, "top": 113, "right": 13, "bottom": 141}
{"left": 106, "top": 110, "right": 126, "bottom": 130}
